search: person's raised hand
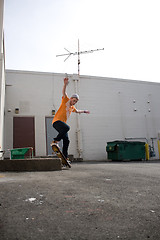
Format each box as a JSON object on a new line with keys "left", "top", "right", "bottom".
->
{"left": 64, "top": 77, "right": 69, "bottom": 85}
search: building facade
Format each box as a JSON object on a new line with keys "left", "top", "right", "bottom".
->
{"left": 4, "top": 70, "right": 160, "bottom": 160}
{"left": 0, "top": 0, "right": 5, "bottom": 159}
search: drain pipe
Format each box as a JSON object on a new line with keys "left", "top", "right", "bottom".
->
{"left": 73, "top": 75, "right": 83, "bottom": 159}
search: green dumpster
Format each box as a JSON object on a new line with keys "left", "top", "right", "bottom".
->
{"left": 106, "top": 141, "right": 145, "bottom": 161}
{"left": 10, "top": 148, "right": 33, "bottom": 160}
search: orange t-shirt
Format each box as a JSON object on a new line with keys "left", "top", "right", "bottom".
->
{"left": 52, "top": 95, "right": 76, "bottom": 124}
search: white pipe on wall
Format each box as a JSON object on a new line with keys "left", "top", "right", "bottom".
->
{"left": 73, "top": 75, "right": 83, "bottom": 159}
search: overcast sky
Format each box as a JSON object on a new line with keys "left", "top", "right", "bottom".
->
{"left": 4, "top": 0, "right": 160, "bottom": 82}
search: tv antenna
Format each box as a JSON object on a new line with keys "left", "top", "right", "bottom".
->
{"left": 56, "top": 39, "right": 104, "bottom": 75}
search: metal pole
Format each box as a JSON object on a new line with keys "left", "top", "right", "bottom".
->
{"left": 78, "top": 39, "right": 80, "bottom": 76}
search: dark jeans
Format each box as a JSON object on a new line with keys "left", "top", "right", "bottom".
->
{"left": 53, "top": 120, "right": 70, "bottom": 158}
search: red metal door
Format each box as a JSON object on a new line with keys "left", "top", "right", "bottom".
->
{"left": 13, "top": 117, "right": 35, "bottom": 155}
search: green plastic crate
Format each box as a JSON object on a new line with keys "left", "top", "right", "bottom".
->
{"left": 10, "top": 148, "right": 32, "bottom": 160}
{"left": 106, "top": 141, "right": 145, "bottom": 161}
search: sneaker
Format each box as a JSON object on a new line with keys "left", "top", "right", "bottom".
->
{"left": 61, "top": 163, "right": 70, "bottom": 169}
{"left": 67, "top": 158, "right": 71, "bottom": 165}
{"left": 52, "top": 140, "right": 59, "bottom": 144}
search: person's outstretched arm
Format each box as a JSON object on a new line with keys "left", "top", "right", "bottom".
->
{"left": 62, "top": 77, "right": 69, "bottom": 97}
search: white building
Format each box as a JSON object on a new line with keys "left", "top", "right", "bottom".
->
{"left": 4, "top": 70, "right": 160, "bottom": 160}
{"left": 0, "top": 0, "right": 5, "bottom": 159}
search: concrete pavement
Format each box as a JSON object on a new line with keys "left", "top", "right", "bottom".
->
{"left": 1, "top": 161, "right": 160, "bottom": 240}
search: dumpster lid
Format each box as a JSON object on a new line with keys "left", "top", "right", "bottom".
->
{"left": 107, "top": 140, "right": 145, "bottom": 144}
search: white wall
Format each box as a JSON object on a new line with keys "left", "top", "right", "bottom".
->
{"left": 0, "top": 0, "right": 4, "bottom": 45}
{"left": 5, "top": 70, "right": 160, "bottom": 160}
{"left": 79, "top": 75, "right": 160, "bottom": 160}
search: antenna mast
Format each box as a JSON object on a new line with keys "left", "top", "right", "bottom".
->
{"left": 56, "top": 39, "right": 104, "bottom": 75}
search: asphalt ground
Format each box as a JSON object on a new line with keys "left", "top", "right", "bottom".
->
{"left": 0, "top": 161, "right": 160, "bottom": 240}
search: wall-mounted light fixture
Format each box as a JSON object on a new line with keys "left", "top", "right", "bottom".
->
{"left": 15, "top": 108, "right": 19, "bottom": 114}
{"left": 52, "top": 110, "right": 55, "bottom": 115}
{"left": 134, "top": 108, "right": 137, "bottom": 111}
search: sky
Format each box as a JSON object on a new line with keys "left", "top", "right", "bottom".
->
{"left": 4, "top": 0, "right": 160, "bottom": 82}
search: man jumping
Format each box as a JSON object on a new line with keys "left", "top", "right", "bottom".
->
{"left": 52, "top": 77, "right": 90, "bottom": 161}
